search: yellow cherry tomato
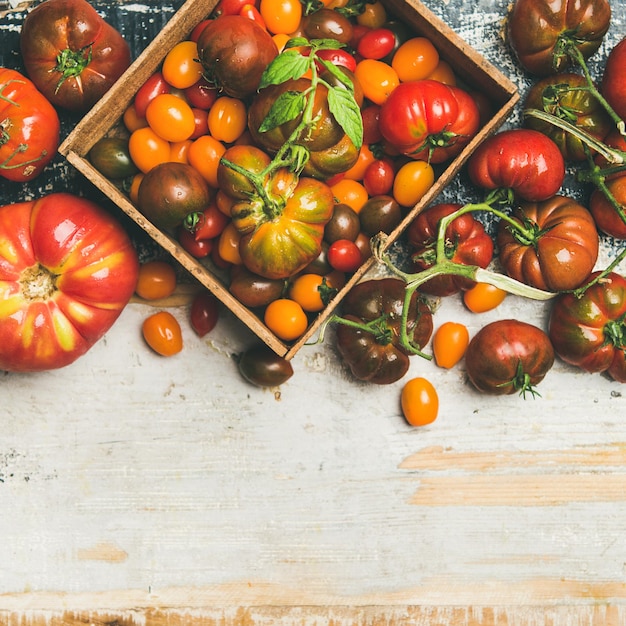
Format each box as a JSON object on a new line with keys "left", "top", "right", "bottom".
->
{"left": 401, "top": 377, "right": 439, "bottom": 427}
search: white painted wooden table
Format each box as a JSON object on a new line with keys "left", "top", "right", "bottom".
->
{"left": 1, "top": 0, "right": 626, "bottom": 624}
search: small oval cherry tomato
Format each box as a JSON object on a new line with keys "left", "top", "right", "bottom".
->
{"left": 327, "top": 238, "right": 363, "bottom": 273}
{"left": 188, "top": 135, "right": 227, "bottom": 187}
{"left": 289, "top": 273, "right": 333, "bottom": 312}
{"left": 392, "top": 160, "right": 435, "bottom": 207}
{"left": 463, "top": 282, "right": 507, "bottom": 313}
{"left": 330, "top": 178, "right": 369, "bottom": 213}
{"left": 264, "top": 298, "right": 309, "bottom": 341}
{"left": 128, "top": 126, "right": 171, "bottom": 174}
{"left": 146, "top": 93, "right": 196, "bottom": 143}
{"left": 238, "top": 344, "right": 294, "bottom": 387}
{"left": 184, "top": 202, "right": 229, "bottom": 241}
{"left": 432, "top": 321, "right": 470, "bottom": 369}
{"left": 207, "top": 96, "right": 248, "bottom": 143}
{"left": 135, "top": 260, "right": 178, "bottom": 300}
{"left": 316, "top": 48, "right": 357, "bottom": 72}
{"left": 357, "top": 28, "right": 396, "bottom": 60}
{"left": 134, "top": 71, "right": 171, "bottom": 118}
{"left": 190, "top": 290, "right": 220, "bottom": 337}
{"left": 354, "top": 58, "right": 399, "bottom": 105}
{"left": 363, "top": 157, "right": 395, "bottom": 196}
{"left": 260, "top": 0, "right": 302, "bottom": 34}
{"left": 401, "top": 377, "right": 439, "bottom": 427}
{"left": 356, "top": 0, "right": 387, "bottom": 28}
{"left": 162, "top": 40, "right": 204, "bottom": 89}
{"left": 142, "top": 311, "right": 183, "bottom": 356}
{"left": 184, "top": 77, "right": 219, "bottom": 110}
{"left": 391, "top": 36, "right": 439, "bottom": 82}
{"left": 178, "top": 227, "right": 213, "bottom": 258}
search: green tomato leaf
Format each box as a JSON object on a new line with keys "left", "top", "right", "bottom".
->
{"left": 310, "top": 38, "right": 344, "bottom": 51}
{"left": 328, "top": 86, "right": 363, "bottom": 149}
{"left": 319, "top": 59, "right": 354, "bottom": 89}
{"left": 258, "top": 90, "right": 306, "bottom": 133}
{"left": 259, "top": 50, "right": 311, "bottom": 88}
{"left": 285, "top": 36, "right": 310, "bottom": 49}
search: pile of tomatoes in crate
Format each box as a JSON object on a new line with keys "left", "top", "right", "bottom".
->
{"left": 88, "top": 0, "right": 486, "bottom": 348}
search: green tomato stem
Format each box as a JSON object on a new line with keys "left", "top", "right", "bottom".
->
{"left": 523, "top": 108, "right": 624, "bottom": 164}
{"left": 564, "top": 44, "right": 626, "bottom": 136}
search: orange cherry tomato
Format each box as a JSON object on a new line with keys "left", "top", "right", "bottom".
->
{"left": 188, "top": 135, "right": 226, "bottom": 188}
{"left": 260, "top": 0, "right": 302, "bottom": 35}
{"left": 330, "top": 178, "right": 369, "bottom": 213}
{"left": 272, "top": 32, "right": 291, "bottom": 52}
{"left": 463, "top": 282, "right": 507, "bottom": 313}
{"left": 142, "top": 311, "right": 183, "bottom": 356}
{"left": 123, "top": 103, "right": 148, "bottom": 132}
{"left": 432, "top": 321, "right": 470, "bottom": 369}
{"left": 146, "top": 93, "right": 196, "bottom": 142}
{"left": 356, "top": 0, "right": 387, "bottom": 28}
{"left": 289, "top": 273, "right": 330, "bottom": 313}
{"left": 426, "top": 59, "right": 456, "bottom": 86}
{"left": 128, "top": 172, "right": 144, "bottom": 204}
{"left": 401, "top": 377, "right": 439, "bottom": 427}
{"left": 128, "top": 126, "right": 171, "bottom": 173}
{"left": 217, "top": 221, "right": 243, "bottom": 265}
{"left": 135, "top": 260, "right": 178, "bottom": 300}
{"left": 169, "top": 139, "right": 192, "bottom": 163}
{"left": 264, "top": 298, "right": 308, "bottom": 341}
{"left": 354, "top": 59, "right": 399, "bottom": 105}
{"left": 207, "top": 96, "right": 248, "bottom": 143}
{"left": 342, "top": 144, "right": 375, "bottom": 181}
{"left": 392, "top": 160, "right": 435, "bottom": 207}
{"left": 162, "top": 40, "right": 204, "bottom": 89}
{"left": 392, "top": 37, "right": 440, "bottom": 82}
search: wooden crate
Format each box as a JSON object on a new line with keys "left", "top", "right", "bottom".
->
{"left": 59, "top": 0, "right": 519, "bottom": 359}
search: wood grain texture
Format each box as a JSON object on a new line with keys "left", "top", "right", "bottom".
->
{"left": 2, "top": 0, "right": 626, "bottom": 624}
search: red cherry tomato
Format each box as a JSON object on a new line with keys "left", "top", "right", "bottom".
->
{"left": 134, "top": 71, "right": 171, "bottom": 118}
{"left": 327, "top": 239, "right": 363, "bottom": 273}
{"left": 356, "top": 27, "right": 396, "bottom": 60}
{"left": 190, "top": 291, "right": 220, "bottom": 337}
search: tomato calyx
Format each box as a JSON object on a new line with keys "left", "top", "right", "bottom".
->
{"left": 20, "top": 263, "right": 57, "bottom": 300}
{"left": 603, "top": 316, "right": 626, "bottom": 351}
{"left": 331, "top": 313, "right": 394, "bottom": 346}
{"left": 53, "top": 44, "right": 94, "bottom": 93}
{"left": 499, "top": 359, "right": 542, "bottom": 400}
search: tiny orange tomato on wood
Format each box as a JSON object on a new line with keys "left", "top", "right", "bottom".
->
{"left": 401, "top": 377, "right": 439, "bottom": 427}
{"left": 142, "top": 311, "right": 183, "bottom": 356}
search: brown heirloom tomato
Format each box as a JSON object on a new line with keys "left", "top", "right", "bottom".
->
{"left": 548, "top": 272, "right": 626, "bottom": 381}
{"left": 335, "top": 278, "right": 433, "bottom": 385}
{"left": 238, "top": 343, "right": 294, "bottom": 387}
{"left": 196, "top": 15, "right": 278, "bottom": 99}
{"left": 0, "top": 68, "right": 60, "bottom": 182}
{"left": 0, "top": 193, "right": 139, "bottom": 372}
{"left": 496, "top": 195, "right": 599, "bottom": 292}
{"left": 407, "top": 203, "right": 494, "bottom": 296}
{"left": 523, "top": 73, "right": 612, "bottom": 162}
{"left": 137, "top": 162, "right": 212, "bottom": 231}
{"left": 20, "top": 0, "right": 131, "bottom": 112}
{"left": 465, "top": 319, "right": 555, "bottom": 397}
{"left": 507, "top": 0, "right": 611, "bottom": 76}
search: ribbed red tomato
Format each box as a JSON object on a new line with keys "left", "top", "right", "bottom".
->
{"left": 0, "top": 193, "right": 139, "bottom": 372}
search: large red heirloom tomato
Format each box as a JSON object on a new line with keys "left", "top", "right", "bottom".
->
{"left": 0, "top": 193, "right": 139, "bottom": 372}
